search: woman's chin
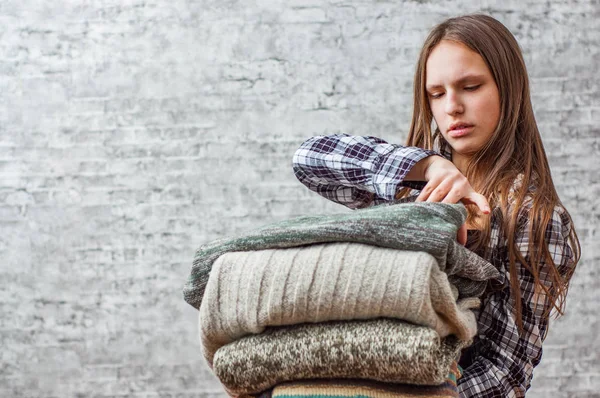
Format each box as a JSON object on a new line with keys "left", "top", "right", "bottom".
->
{"left": 449, "top": 142, "right": 482, "bottom": 157}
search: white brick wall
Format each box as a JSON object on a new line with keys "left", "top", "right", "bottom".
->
{"left": 1, "top": 0, "right": 598, "bottom": 396}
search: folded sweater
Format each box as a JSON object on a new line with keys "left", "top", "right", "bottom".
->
{"left": 184, "top": 202, "right": 499, "bottom": 310}
{"left": 213, "top": 318, "right": 467, "bottom": 396}
{"left": 200, "top": 243, "right": 481, "bottom": 366}
{"left": 266, "top": 363, "right": 461, "bottom": 398}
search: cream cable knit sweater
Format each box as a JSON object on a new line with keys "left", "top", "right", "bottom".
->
{"left": 200, "top": 243, "right": 482, "bottom": 367}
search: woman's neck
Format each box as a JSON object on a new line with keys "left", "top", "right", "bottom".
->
{"left": 451, "top": 151, "right": 470, "bottom": 176}
{"left": 451, "top": 150, "right": 488, "bottom": 192}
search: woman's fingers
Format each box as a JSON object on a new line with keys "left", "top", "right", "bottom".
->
{"left": 457, "top": 223, "right": 468, "bottom": 245}
{"left": 415, "top": 186, "right": 429, "bottom": 202}
{"left": 441, "top": 189, "right": 463, "bottom": 204}
{"left": 426, "top": 180, "right": 453, "bottom": 203}
{"left": 416, "top": 175, "right": 452, "bottom": 202}
{"left": 460, "top": 192, "right": 491, "bottom": 214}
{"left": 417, "top": 180, "right": 490, "bottom": 215}
{"left": 413, "top": 157, "right": 490, "bottom": 215}
{"left": 415, "top": 178, "right": 438, "bottom": 202}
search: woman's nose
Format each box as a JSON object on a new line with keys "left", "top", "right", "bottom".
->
{"left": 445, "top": 92, "right": 464, "bottom": 115}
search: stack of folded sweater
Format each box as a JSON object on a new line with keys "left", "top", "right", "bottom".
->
{"left": 183, "top": 202, "right": 499, "bottom": 398}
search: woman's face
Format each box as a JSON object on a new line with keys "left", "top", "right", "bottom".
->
{"left": 425, "top": 40, "right": 501, "bottom": 161}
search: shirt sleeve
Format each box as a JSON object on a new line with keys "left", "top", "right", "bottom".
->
{"left": 457, "top": 206, "right": 576, "bottom": 397}
{"left": 292, "top": 134, "right": 439, "bottom": 209}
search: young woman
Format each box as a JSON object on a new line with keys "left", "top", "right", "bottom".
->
{"left": 292, "top": 14, "right": 580, "bottom": 397}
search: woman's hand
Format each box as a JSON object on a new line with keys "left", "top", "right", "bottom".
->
{"left": 412, "top": 156, "right": 489, "bottom": 246}
{"left": 414, "top": 156, "right": 491, "bottom": 214}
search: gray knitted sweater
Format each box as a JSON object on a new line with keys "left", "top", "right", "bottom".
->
{"left": 184, "top": 202, "right": 499, "bottom": 310}
{"left": 213, "top": 318, "right": 466, "bottom": 396}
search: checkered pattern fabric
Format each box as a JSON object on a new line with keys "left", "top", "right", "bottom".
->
{"left": 292, "top": 134, "right": 577, "bottom": 398}
{"left": 292, "top": 134, "right": 438, "bottom": 208}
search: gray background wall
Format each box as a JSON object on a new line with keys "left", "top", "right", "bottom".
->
{"left": 1, "top": 0, "right": 598, "bottom": 397}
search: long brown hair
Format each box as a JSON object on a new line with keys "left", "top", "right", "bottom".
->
{"left": 400, "top": 14, "right": 580, "bottom": 334}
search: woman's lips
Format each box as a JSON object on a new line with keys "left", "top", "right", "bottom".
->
{"left": 448, "top": 125, "right": 473, "bottom": 138}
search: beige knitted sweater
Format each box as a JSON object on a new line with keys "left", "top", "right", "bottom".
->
{"left": 200, "top": 242, "right": 482, "bottom": 367}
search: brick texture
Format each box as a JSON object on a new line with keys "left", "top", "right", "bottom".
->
{"left": 0, "top": 0, "right": 598, "bottom": 397}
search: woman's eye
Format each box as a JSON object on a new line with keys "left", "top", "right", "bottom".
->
{"left": 429, "top": 92, "right": 444, "bottom": 99}
{"left": 464, "top": 85, "right": 481, "bottom": 91}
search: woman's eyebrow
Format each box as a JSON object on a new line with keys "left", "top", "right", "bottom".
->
{"left": 426, "top": 74, "right": 487, "bottom": 91}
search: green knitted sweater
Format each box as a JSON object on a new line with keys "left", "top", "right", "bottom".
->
{"left": 213, "top": 318, "right": 467, "bottom": 396}
{"left": 184, "top": 202, "right": 499, "bottom": 310}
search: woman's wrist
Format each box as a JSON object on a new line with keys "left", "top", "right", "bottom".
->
{"left": 406, "top": 155, "right": 440, "bottom": 181}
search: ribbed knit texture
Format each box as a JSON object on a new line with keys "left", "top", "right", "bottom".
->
{"left": 267, "top": 363, "right": 461, "bottom": 398}
{"left": 200, "top": 244, "right": 482, "bottom": 366}
{"left": 212, "top": 319, "right": 467, "bottom": 396}
{"left": 184, "top": 202, "right": 499, "bottom": 310}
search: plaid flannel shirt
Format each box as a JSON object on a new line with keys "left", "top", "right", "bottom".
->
{"left": 292, "top": 134, "right": 577, "bottom": 398}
